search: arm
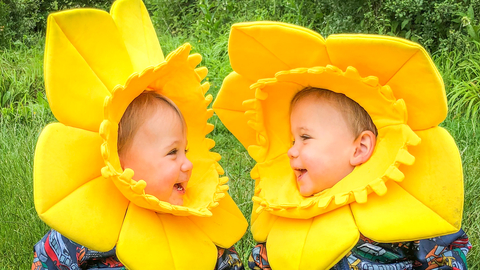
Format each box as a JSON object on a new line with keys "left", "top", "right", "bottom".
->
{"left": 414, "top": 229, "right": 471, "bottom": 270}
{"left": 247, "top": 243, "right": 271, "bottom": 270}
{"left": 32, "top": 230, "right": 81, "bottom": 270}
{"left": 32, "top": 229, "right": 124, "bottom": 270}
{"left": 216, "top": 246, "right": 245, "bottom": 270}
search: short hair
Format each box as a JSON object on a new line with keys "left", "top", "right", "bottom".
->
{"left": 290, "top": 87, "right": 378, "bottom": 138}
{"left": 117, "top": 91, "right": 186, "bottom": 155}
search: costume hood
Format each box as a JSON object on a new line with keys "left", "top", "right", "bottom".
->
{"left": 34, "top": 1, "right": 247, "bottom": 269}
{"left": 213, "top": 21, "right": 463, "bottom": 270}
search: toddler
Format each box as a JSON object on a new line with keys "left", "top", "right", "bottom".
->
{"left": 32, "top": 92, "right": 243, "bottom": 270}
{"left": 248, "top": 87, "right": 471, "bottom": 270}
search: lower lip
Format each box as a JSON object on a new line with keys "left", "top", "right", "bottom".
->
{"left": 297, "top": 171, "right": 306, "bottom": 181}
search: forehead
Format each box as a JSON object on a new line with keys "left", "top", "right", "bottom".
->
{"left": 290, "top": 97, "right": 350, "bottom": 132}
{"left": 291, "top": 96, "right": 339, "bottom": 117}
{"left": 139, "top": 104, "right": 185, "bottom": 138}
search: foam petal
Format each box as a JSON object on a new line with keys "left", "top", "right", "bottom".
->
{"left": 326, "top": 34, "right": 446, "bottom": 130}
{"left": 398, "top": 127, "right": 463, "bottom": 229}
{"left": 188, "top": 193, "right": 248, "bottom": 248}
{"left": 229, "top": 22, "right": 330, "bottom": 82}
{"left": 110, "top": 0, "right": 164, "bottom": 73}
{"left": 34, "top": 123, "right": 105, "bottom": 214}
{"left": 45, "top": 9, "right": 133, "bottom": 132}
{"left": 267, "top": 206, "right": 359, "bottom": 270}
{"left": 351, "top": 181, "right": 460, "bottom": 242}
{"left": 213, "top": 72, "right": 257, "bottom": 149}
{"left": 39, "top": 176, "right": 128, "bottom": 252}
{"left": 117, "top": 204, "right": 217, "bottom": 269}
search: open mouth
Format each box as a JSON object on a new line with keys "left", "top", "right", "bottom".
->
{"left": 173, "top": 183, "right": 186, "bottom": 193}
{"left": 295, "top": 169, "right": 307, "bottom": 181}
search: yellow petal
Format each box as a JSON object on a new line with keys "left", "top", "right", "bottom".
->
{"left": 34, "top": 123, "right": 104, "bottom": 214}
{"left": 117, "top": 204, "right": 217, "bottom": 270}
{"left": 267, "top": 206, "right": 359, "bottom": 270}
{"left": 188, "top": 193, "right": 248, "bottom": 248}
{"left": 212, "top": 71, "right": 257, "bottom": 149}
{"left": 39, "top": 176, "right": 128, "bottom": 252}
{"left": 351, "top": 181, "right": 460, "bottom": 242}
{"left": 326, "top": 34, "right": 446, "bottom": 130}
{"left": 229, "top": 21, "right": 329, "bottom": 81}
{"left": 45, "top": 9, "right": 133, "bottom": 131}
{"left": 386, "top": 51, "right": 447, "bottom": 129}
{"left": 398, "top": 127, "right": 463, "bottom": 229}
{"left": 110, "top": 0, "right": 164, "bottom": 72}
{"left": 250, "top": 210, "right": 278, "bottom": 242}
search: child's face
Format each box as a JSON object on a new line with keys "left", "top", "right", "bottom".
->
{"left": 288, "top": 97, "right": 356, "bottom": 196}
{"left": 120, "top": 105, "right": 192, "bottom": 205}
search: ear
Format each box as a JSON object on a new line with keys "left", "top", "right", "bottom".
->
{"left": 350, "top": 130, "right": 376, "bottom": 166}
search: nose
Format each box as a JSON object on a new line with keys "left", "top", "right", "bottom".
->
{"left": 287, "top": 144, "right": 298, "bottom": 159}
{"left": 181, "top": 156, "right": 193, "bottom": 172}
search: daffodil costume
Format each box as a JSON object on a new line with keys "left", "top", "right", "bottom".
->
{"left": 213, "top": 22, "right": 465, "bottom": 270}
{"left": 33, "top": 0, "right": 248, "bottom": 269}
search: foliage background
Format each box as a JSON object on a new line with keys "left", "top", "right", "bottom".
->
{"left": 1, "top": 0, "right": 479, "bottom": 268}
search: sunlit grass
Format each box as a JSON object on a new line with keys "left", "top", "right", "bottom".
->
{"left": 1, "top": 32, "right": 479, "bottom": 269}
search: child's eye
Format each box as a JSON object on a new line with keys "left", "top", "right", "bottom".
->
{"left": 300, "top": 134, "right": 311, "bottom": 140}
{"left": 167, "top": 148, "right": 178, "bottom": 155}
{"left": 185, "top": 148, "right": 189, "bottom": 154}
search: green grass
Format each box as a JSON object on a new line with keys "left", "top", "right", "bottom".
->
{"left": 0, "top": 39, "right": 44, "bottom": 110}
{"left": 1, "top": 32, "right": 480, "bottom": 270}
{"left": 442, "top": 116, "right": 480, "bottom": 269}
{"left": 0, "top": 112, "right": 53, "bottom": 268}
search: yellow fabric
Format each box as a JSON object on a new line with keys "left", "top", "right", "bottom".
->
{"left": 34, "top": 0, "right": 247, "bottom": 269}
{"left": 213, "top": 21, "right": 463, "bottom": 269}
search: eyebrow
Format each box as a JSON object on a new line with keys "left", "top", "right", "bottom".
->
{"left": 297, "top": 127, "right": 310, "bottom": 132}
{"left": 163, "top": 140, "right": 182, "bottom": 150}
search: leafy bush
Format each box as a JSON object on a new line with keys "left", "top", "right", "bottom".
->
{"left": 0, "top": 0, "right": 113, "bottom": 48}
{"left": 146, "top": 0, "right": 480, "bottom": 53}
{"left": 1, "top": 0, "right": 479, "bottom": 52}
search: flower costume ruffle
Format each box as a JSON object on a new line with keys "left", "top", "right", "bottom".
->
{"left": 213, "top": 21, "right": 463, "bottom": 270}
{"left": 33, "top": 0, "right": 247, "bottom": 269}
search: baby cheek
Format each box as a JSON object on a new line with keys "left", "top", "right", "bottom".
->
{"left": 301, "top": 150, "right": 320, "bottom": 168}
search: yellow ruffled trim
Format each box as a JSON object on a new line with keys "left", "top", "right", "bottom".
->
{"left": 245, "top": 65, "right": 421, "bottom": 217}
{"left": 99, "top": 44, "right": 228, "bottom": 217}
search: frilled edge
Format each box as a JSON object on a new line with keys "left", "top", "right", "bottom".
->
{"left": 244, "top": 66, "right": 422, "bottom": 216}
{"left": 99, "top": 43, "right": 228, "bottom": 217}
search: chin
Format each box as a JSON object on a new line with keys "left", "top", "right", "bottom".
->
{"left": 168, "top": 197, "right": 184, "bottom": 206}
{"left": 298, "top": 186, "right": 314, "bottom": 197}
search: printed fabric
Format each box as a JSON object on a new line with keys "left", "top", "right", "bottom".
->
{"left": 32, "top": 229, "right": 244, "bottom": 270}
{"left": 248, "top": 229, "right": 471, "bottom": 270}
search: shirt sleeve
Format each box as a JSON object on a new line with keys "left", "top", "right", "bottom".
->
{"left": 248, "top": 243, "right": 271, "bottom": 270}
{"left": 413, "top": 229, "right": 472, "bottom": 270}
{"left": 215, "top": 246, "right": 245, "bottom": 270}
{"left": 32, "top": 229, "right": 82, "bottom": 270}
{"left": 32, "top": 229, "right": 125, "bottom": 270}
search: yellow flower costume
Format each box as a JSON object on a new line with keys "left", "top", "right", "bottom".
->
{"left": 33, "top": 0, "right": 247, "bottom": 269}
{"left": 213, "top": 22, "right": 464, "bottom": 270}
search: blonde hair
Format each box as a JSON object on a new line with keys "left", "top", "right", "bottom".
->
{"left": 290, "top": 87, "right": 378, "bottom": 138}
{"left": 117, "top": 91, "right": 186, "bottom": 155}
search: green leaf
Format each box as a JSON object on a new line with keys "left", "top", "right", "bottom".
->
{"left": 401, "top": 18, "right": 410, "bottom": 30}
{"left": 391, "top": 20, "right": 399, "bottom": 33}
{"left": 405, "top": 30, "right": 412, "bottom": 39}
{"left": 467, "top": 6, "right": 474, "bottom": 20}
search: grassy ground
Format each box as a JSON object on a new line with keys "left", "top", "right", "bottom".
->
{"left": 1, "top": 33, "right": 479, "bottom": 269}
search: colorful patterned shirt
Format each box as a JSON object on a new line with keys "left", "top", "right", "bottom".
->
{"left": 248, "top": 229, "right": 471, "bottom": 270}
{"left": 32, "top": 229, "right": 244, "bottom": 270}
